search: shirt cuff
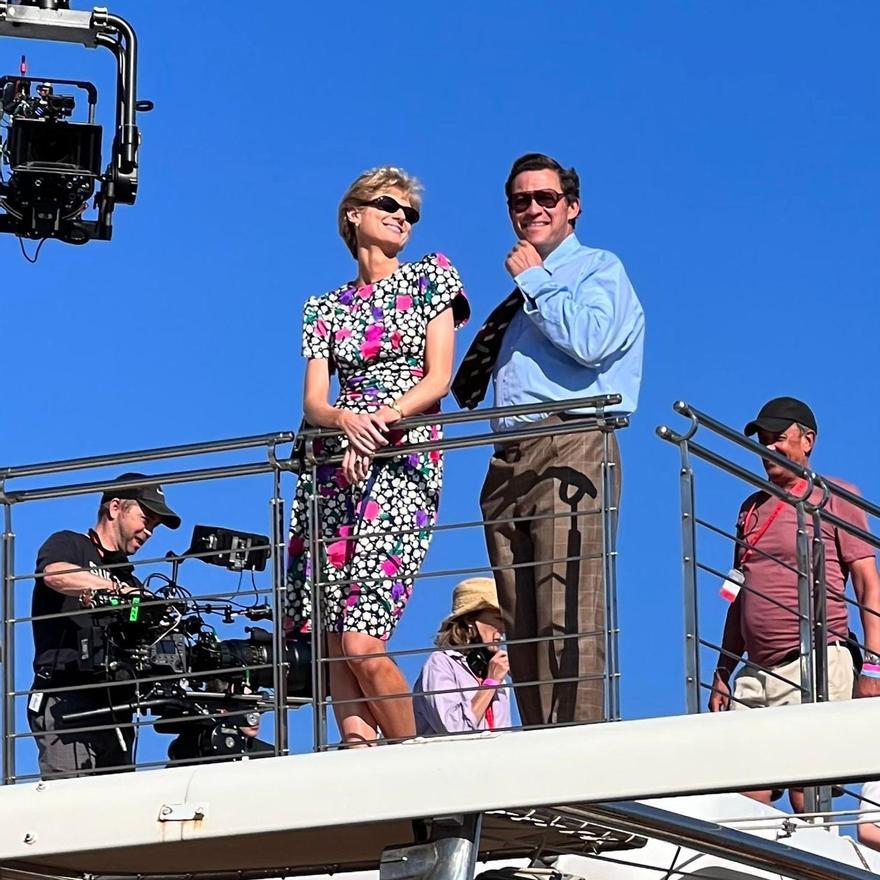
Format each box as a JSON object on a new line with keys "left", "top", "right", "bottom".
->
{"left": 515, "top": 266, "right": 552, "bottom": 307}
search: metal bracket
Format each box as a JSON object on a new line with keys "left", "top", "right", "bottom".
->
{"left": 158, "top": 802, "right": 207, "bottom": 822}
{"left": 0, "top": 3, "right": 103, "bottom": 47}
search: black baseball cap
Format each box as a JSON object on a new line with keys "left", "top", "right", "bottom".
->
{"left": 744, "top": 397, "right": 818, "bottom": 437}
{"left": 101, "top": 472, "right": 181, "bottom": 530}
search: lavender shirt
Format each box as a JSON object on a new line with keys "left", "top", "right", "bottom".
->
{"left": 413, "top": 649, "right": 511, "bottom": 735}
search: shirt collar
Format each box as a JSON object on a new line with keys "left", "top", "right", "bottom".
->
{"left": 543, "top": 233, "right": 580, "bottom": 272}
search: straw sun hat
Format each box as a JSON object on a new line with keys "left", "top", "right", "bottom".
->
{"left": 442, "top": 577, "right": 500, "bottom": 626}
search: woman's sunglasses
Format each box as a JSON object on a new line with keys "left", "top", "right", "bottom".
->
{"left": 507, "top": 189, "right": 567, "bottom": 213}
{"left": 358, "top": 195, "right": 420, "bottom": 225}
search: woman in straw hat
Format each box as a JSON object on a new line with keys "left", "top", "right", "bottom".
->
{"left": 413, "top": 577, "right": 510, "bottom": 735}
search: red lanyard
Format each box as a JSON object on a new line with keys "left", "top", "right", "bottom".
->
{"left": 464, "top": 661, "right": 496, "bottom": 730}
{"left": 739, "top": 480, "right": 806, "bottom": 566}
{"left": 484, "top": 700, "right": 495, "bottom": 731}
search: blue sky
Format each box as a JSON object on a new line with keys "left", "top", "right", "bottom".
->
{"left": 2, "top": 1, "right": 879, "bottom": 793}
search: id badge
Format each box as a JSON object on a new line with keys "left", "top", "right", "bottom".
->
{"left": 720, "top": 568, "right": 744, "bottom": 602}
{"left": 28, "top": 691, "right": 43, "bottom": 713}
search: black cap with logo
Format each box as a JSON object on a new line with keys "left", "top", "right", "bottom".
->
{"left": 744, "top": 397, "right": 818, "bottom": 437}
{"left": 101, "top": 472, "right": 181, "bottom": 530}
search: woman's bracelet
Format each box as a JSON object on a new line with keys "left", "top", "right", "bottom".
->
{"left": 482, "top": 678, "right": 500, "bottom": 688}
{"left": 388, "top": 399, "right": 405, "bottom": 418}
{"left": 862, "top": 663, "right": 880, "bottom": 679}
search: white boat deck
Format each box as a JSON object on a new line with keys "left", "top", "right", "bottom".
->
{"left": 1, "top": 700, "right": 880, "bottom": 878}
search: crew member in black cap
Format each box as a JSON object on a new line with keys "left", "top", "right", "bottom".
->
{"left": 27, "top": 473, "right": 180, "bottom": 779}
{"left": 709, "top": 397, "right": 880, "bottom": 811}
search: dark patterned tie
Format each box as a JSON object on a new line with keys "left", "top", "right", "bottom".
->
{"left": 452, "top": 288, "right": 524, "bottom": 409}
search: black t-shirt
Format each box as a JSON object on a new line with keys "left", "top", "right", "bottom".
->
{"left": 32, "top": 530, "right": 132, "bottom": 674}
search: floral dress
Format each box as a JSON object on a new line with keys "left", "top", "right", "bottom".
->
{"left": 285, "top": 253, "right": 469, "bottom": 640}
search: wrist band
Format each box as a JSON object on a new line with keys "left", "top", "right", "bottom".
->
{"left": 388, "top": 399, "right": 405, "bottom": 418}
{"left": 862, "top": 664, "right": 880, "bottom": 679}
{"left": 482, "top": 678, "right": 499, "bottom": 688}
{"left": 863, "top": 663, "right": 880, "bottom": 673}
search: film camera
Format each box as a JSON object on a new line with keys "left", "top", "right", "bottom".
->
{"left": 70, "top": 525, "right": 311, "bottom": 763}
{"left": 0, "top": 2, "right": 149, "bottom": 245}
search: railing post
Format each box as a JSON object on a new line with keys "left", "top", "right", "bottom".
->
{"left": 795, "top": 502, "right": 815, "bottom": 704}
{"left": 2, "top": 501, "right": 15, "bottom": 783}
{"left": 810, "top": 507, "right": 833, "bottom": 817}
{"left": 795, "top": 501, "right": 819, "bottom": 815}
{"left": 601, "top": 428, "right": 621, "bottom": 722}
{"left": 679, "top": 440, "right": 701, "bottom": 714}
{"left": 308, "top": 460, "right": 327, "bottom": 750}
{"left": 270, "top": 467, "right": 289, "bottom": 756}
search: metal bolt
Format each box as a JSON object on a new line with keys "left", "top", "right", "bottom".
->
{"left": 35, "top": 782, "right": 45, "bottom": 791}
{"left": 160, "top": 806, "right": 172, "bottom": 816}
{"left": 23, "top": 833, "right": 35, "bottom": 845}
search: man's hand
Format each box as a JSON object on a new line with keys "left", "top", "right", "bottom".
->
{"left": 856, "top": 673, "right": 880, "bottom": 699}
{"left": 708, "top": 672, "right": 731, "bottom": 712}
{"left": 505, "top": 240, "right": 543, "bottom": 278}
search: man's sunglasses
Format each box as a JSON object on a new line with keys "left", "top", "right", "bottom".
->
{"left": 507, "top": 189, "right": 567, "bottom": 213}
{"left": 358, "top": 195, "right": 420, "bottom": 225}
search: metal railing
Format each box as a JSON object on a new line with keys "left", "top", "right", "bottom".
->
{"left": 658, "top": 400, "right": 880, "bottom": 816}
{"left": 0, "top": 395, "right": 626, "bottom": 782}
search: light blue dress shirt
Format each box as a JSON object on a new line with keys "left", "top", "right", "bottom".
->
{"left": 491, "top": 233, "right": 645, "bottom": 432}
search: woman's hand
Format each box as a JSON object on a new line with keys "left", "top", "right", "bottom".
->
{"left": 342, "top": 447, "right": 373, "bottom": 484}
{"left": 337, "top": 410, "right": 390, "bottom": 455}
{"left": 486, "top": 650, "right": 509, "bottom": 683}
{"left": 375, "top": 404, "right": 403, "bottom": 426}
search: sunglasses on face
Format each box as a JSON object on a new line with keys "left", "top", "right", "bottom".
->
{"left": 507, "top": 189, "right": 567, "bottom": 213}
{"left": 358, "top": 195, "right": 420, "bottom": 225}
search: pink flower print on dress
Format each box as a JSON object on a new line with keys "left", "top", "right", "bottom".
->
{"left": 435, "top": 253, "right": 451, "bottom": 268}
{"left": 345, "top": 583, "right": 361, "bottom": 608}
{"left": 360, "top": 340, "right": 382, "bottom": 360}
{"left": 357, "top": 284, "right": 374, "bottom": 300}
{"left": 396, "top": 294, "right": 413, "bottom": 311}
{"left": 391, "top": 331, "right": 402, "bottom": 350}
{"left": 363, "top": 500, "right": 380, "bottom": 521}
{"left": 315, "top": 319, "right": 329, "bottom": 338}
{"left": 335, "top": 327, "right": 352, "bottom": 343}
{"left": 382, "top": 555, "right": 403, "bottom": 577}
{"left": 429, "top": 426, "right": 442, "bottom": 463}
{"left": 327, "top": 526, "right": 355, "bottom": 569}
{"left": 360, "top": 323, "right": 384, "bottom": 360}
{"left": 287, "top": 535, "right": 305, "bottom": 558}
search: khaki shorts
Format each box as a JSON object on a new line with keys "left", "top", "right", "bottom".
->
{"left": 732, "top": 644, "right": 854, "bottom": 709}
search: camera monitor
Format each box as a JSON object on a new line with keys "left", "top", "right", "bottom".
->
{"left": 185, "top": 525, "right": 271, "bottom": 573}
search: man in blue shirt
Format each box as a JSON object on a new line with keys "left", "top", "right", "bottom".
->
{"left": 453, "top": 153, "right": 644, "bottom": 727}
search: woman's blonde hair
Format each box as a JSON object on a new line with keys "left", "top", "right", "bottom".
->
{"left": 337, "top": 166, "right": 423, "bottom": 257}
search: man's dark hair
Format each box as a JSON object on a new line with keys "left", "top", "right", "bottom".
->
{"left": 505, "top": 152, "right": 580, "bottom": 227}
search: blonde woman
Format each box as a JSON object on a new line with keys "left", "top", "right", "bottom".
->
{"left": 286, "top": 167, "right": 469, "bottom": 746}
{"left": 413, "top": 577, "right": 511, "bottom": 735}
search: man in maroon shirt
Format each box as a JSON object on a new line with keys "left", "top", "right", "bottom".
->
{"left": 709, "top": 397, "right": 880, "bottom": 810}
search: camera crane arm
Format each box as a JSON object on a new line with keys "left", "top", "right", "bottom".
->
{"left": 0, "top": 1, "right": 146, "bottom": 241}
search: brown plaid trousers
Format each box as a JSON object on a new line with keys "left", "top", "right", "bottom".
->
{"left": 480, "top": 419, "right": 620, "bottom": 727}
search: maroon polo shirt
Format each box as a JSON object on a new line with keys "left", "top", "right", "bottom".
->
{"left": 736, "top": 477, "right": 875, "bottom": 669}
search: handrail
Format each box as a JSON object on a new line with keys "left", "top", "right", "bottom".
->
{"left": 0, "top": 431, "right": 296, "bottom": 482}
{"left": 295, "top": 393, "right": 623, "bottom": 438}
